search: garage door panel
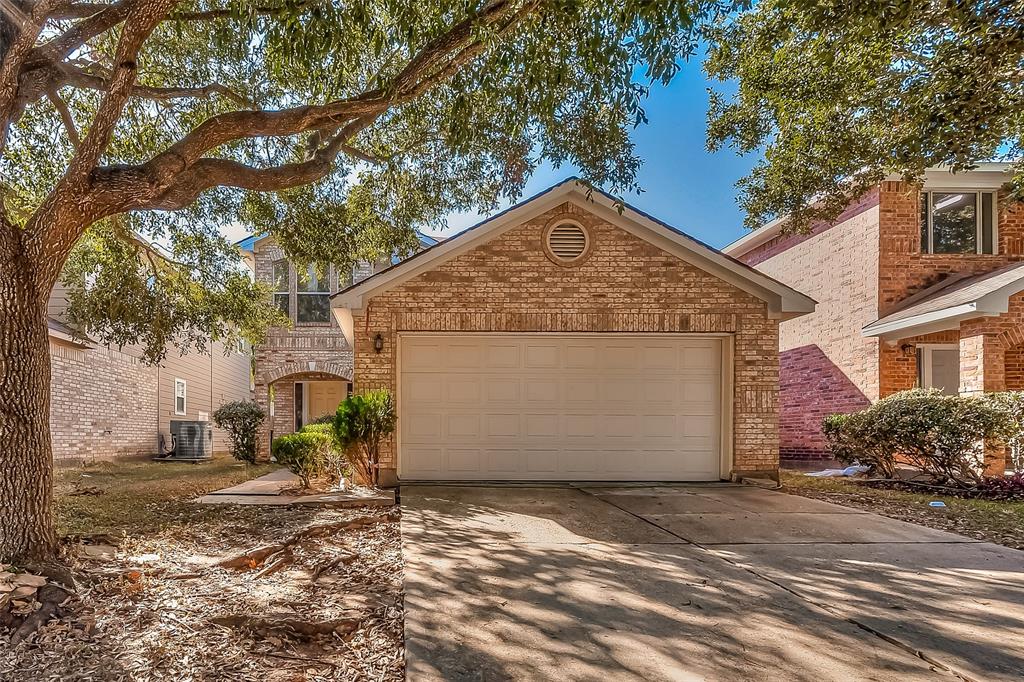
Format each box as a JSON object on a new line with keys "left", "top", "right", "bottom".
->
{"left": 447, "top": 448, "right": 482, "bottom": 473}
{"left": 399, "top": 334, "right": 724, "bottom": 481}
{"left": 445, "top": 378, "right": 481, "bottom": 403}
{"left": 484, "top": 378, "right": 520, "bottom": 403}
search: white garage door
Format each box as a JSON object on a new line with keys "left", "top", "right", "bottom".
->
{"left": 399, "top": 334, "right": 724, "bottom": 481}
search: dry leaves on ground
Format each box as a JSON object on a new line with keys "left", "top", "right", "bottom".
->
{"left": 0, "top": 505, "right": 404, "bottom": 682}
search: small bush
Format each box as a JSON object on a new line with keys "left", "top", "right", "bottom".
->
{"left": 212, "top": 400, "right": 266, "bottom": 463}
{"left": 977, "top": 472, "right": 1024, "bottom": 500}
{"left": 300, "top": 423, "right": 349, "bottom": 484}
{"left": 822, "top": 389, "right": 1006, "bottom": 486}
{"left": 271, "top": 431, "right": 332, "bottom": 488}
{"left": 822, "top": 411, "right": 897, "bottom": 477}
{"left": 333, "top": 389, "right": 397, "bottom": 487}
{"left": 986, "top": 391, "right": 1024, "bottom": 472}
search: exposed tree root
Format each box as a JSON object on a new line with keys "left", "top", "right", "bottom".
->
{"left": 209, "top": 612, "right": 365, "bottom": 639}
{"left": 216, "top": 511, "right": 398, "bottom": 571}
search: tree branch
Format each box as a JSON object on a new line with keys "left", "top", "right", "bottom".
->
{"left": 62, "top": 66, "right": 251, "bottom": 105}
{"left": 0, "top": 0, "right": 62, "bottom": 152}
{"left": 46, "top": 86, "right": 80, "bottom": 147}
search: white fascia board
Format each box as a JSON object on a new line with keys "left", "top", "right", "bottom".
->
{"left": 332, "top": 183, "right": 578, "bottom": 311}
{"left": 333, "top": 180, "right": 815, "bottom": 316}
{"left": 721, "top": 214, "right": 787, "bottom": 257}
{"left": 862, "top": 304, "right": 981, "bottom": 339}
{"left": 332, "top": 306, "right": 355, "bottom": 347}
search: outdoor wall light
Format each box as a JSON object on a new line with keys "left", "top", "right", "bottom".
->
{"left": 373, "top": 333, "right": 384, "bottom": 354}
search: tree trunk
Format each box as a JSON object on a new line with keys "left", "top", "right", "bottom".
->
{"left": 0, "top": 234, "right": 58, "bottom": 564}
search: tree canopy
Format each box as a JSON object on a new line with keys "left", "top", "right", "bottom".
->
{"left": 1, "top": 0, "right": 708, "bottom": 357}
{"left": 705, "top": 0, "right": 1024, "bottom": 230}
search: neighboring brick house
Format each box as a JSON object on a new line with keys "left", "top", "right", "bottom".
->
{"left": 724, "top": 163, "right": 1024, "bottom": 470}
{"left": 47, "top": 242, "right": 253, "bottom": 463}
{"left": 239, "top": 232, "right": 437, "bottom": 451}
{"left": 332, "top": 178, "right": 814, "bottom": 485}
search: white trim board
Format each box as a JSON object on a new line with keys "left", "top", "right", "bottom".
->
{"left": 331, "top": 178, "right": 814, "bottom": 345}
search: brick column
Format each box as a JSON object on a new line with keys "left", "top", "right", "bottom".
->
{"left": 959, "top": 333, "right": 1005, "bottom": 395}
{"left": 255, "top": 382, "right": 272, "bottom": 458}
{"left": 959, "top": 333, "right": 1006, "bottom": 474}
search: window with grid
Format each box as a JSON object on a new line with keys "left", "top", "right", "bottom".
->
{"left": 272, "top": 259, "right": 290, "bottom": 317}
{"left": 174, "top": 378, "right": 187, "bottom": 415}
{"left": 296, "top": 264, "right": 330, "bottom": 323}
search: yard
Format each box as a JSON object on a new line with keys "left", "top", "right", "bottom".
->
{"left": 1, "top": 457, "right": 404, "bottom": 681}
{"left": 782, "top": 470, "right": 1024, "bottom": 550}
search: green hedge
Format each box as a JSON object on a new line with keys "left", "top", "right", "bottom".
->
{"left": 823, "top": 389, "right": 1013, "bottom": 486}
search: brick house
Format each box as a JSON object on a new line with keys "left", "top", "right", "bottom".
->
{"left": 331, "top": 178, "right": 814, "bottom": 485}
{"left": 239, "top": 231, "right": 437, "bottom": 451}
{"left": 47, "top": 239, "right": 253, "bottom": 463}
{"left": 724, "top": 163, "right": 1024, "bottom": 470}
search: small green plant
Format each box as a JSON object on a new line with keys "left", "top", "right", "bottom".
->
{"left": 333, "top": 389, "right": 397, "bottom": 487}
{"left": 211, "top": 400, "right": 266, "bottom": 464}
{"left": 271, "top": 430, "right": 332, "bottom": 488}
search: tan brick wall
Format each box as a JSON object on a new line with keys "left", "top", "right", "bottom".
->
{"left": 738, "top": 202, "right": 881, "bottom": 458}
{"left": 49, "top": 340, "right": 159, "bottom": 462}
{"left": 252, "top": 238, "right": 355, "bottom": 451}
{"left": 353, "top": 201, "right": 781, "bottom": 478}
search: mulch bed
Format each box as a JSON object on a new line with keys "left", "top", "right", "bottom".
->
{"left": 0, "top": 505, "right": 404, "bottom": 681}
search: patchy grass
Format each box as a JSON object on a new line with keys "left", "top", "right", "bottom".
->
{"left": 782, "top": 471, "right": 1024, "bottom": 549}
{"left": 55, "top": 456, "right": 278, "bottom": 538}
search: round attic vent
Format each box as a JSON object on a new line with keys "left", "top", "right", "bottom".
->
{"left": 544, "top": 221, "right": 590, "bottom": 265}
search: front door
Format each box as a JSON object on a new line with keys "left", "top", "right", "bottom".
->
{"left": 920, "top": 346, "right": 959, "bottom": 395}
{"left": 306, "top": 381, "right": 348, "bottom": 423}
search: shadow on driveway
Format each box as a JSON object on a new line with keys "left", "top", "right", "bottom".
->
{"left": 400, "top": 484, "right": 1023, "bottom": 681}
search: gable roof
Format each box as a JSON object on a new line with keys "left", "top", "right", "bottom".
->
{"left": 332, "top": 178, "right": 816, "bottom": 320}
{"left": 862, "top": 262, "right": 1024, "bottom": 338}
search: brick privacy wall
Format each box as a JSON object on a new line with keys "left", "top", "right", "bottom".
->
{"left": 741, "top": 203, "right": 881, "bottom": 459}
{"left": 353, "top": 201, "right": 782, "bottom": 479}
{"left": 740, "top": 189, "right": 880, "bottom": 266}
{"left": 49, "top": 340, "right": 159, "bottom": 462}
{"left": 253, "top": 238, "right": 358, "bottom": 452}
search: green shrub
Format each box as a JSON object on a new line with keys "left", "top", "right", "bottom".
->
{"left": 333, "top": 389, "right": 397, "bottom": 487}
{"left": 271, "top": 431, "right": 332, "bottom": 488}
{"left": 822, "top": 389, "right": 1006, "bottom": 486}
{"left": 986, "top": 391, "right": 1024, "bottom": 472}
{"left": 211, "top": 400, "right": 266, "bottom": 463}
{"left": 822, "top": 411, "right": 897, "bottom": 478}
{"left": 299, "top": 423, "right": 349, "bottom": 484}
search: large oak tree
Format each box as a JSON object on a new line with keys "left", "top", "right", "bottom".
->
{"left": 705, "top": 0, "right": 1024, "bottom": 230}
{"left": 0, "top": 0, "right": 711, "bottom": 563}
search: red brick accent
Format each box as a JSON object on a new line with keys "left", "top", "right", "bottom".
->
{"left": 353, "top": 201, "right": 782, "bottom": 479}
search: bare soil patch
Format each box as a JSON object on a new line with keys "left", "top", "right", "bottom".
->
{"left": 1, "top": 457, "right": 403, "bottom": 681}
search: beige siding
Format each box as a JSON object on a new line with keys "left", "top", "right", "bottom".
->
{"left": 157, "top": 341, "right": 253, "bottom": 453}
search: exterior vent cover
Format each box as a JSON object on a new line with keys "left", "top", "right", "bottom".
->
{"left": 545, "top": 222, "right": 589, "bottom": 264}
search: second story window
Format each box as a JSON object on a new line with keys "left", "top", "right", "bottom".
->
{"left": 272, "top": 260, "right": 290, "bottom": 316}
{"left": 296, "top": 264, "right": 330, "bottom": 324}
{"left": 920, "top": 191, "right": 997, "bottom": 255}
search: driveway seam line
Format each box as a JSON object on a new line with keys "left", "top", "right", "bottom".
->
{"left": 576, "top": 487, "right": 977, "bottom": 682}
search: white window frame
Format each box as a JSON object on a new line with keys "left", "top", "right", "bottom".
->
{"left": 272, "top": 259, "right": 290, "bottom": 319}
{"left": 174, "top": 378, "right": 187, "bottom": 415}
{"left": 921, "top": 190, "right": 998, "bottom": 255}
{"left": 295, "top": 263, "right": 332, "bottom": 325}
{"left": 918, "top": 344, "right": 959, "bottom": 394}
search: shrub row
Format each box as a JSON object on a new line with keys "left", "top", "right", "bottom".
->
{"left": 823, "top": 389, "right": 1024, "bottom": 487}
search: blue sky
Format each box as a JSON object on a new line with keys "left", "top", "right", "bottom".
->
{"left": 426, "top": 58, "right": 760, "bottom": 250}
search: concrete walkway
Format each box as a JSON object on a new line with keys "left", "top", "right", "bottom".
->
{"left": 402, "top": 484, "right": 1024, "bottom": 681}
{"left": 195, "top": 468, "right": 394, "bottom": 507}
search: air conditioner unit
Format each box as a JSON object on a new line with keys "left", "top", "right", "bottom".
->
{"left": 157, "top": 420, "right": 213, "bottom": 461}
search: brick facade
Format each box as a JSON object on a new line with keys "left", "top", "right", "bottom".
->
{"left": 749, "top": 203, "right": 881, "bottom": 458}
{"left": 735, "top": 176, "right": 1024, "bottom": 467}
{"left": 252, "top": 238, "right": 357, "bottom": 452}
{"left": 352, "top": 201, "right": 782, "bottom": 481}
{"left": 49, "top": 340, "right": 159, "bottom": 462}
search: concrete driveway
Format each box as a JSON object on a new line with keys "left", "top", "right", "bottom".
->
{"left": 401, "top": 484, "right": 1024, "bottom": 681}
